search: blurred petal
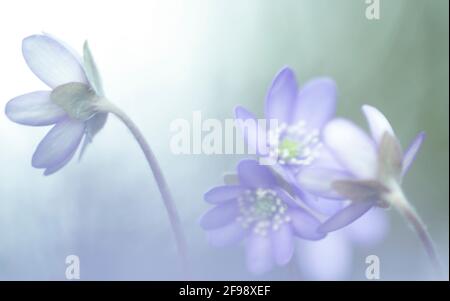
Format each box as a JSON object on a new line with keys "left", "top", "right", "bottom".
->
{"left": 296, "top": 232, "right": 352, "bottom": 280}
{"left": 291, "top": 78, "right": 337, "bottom": 129}
{"left": 302, "top": 194, "right": 344, "bottom": 216}
{"left": 297, "top": 166, "right": 351, "bottom": 199}
{"left": 204, "top": 185, "right": 244, "bottom": 204}
{"left": 206, "top": 221, "right": 246, "bottom": 247}
{"left": 32, "top": 118, "right": 85, "bottom": 169}
{"left": 235, "top": 106, "right": 268, "bottom": 155}
{"left": 344, "top": 207, "right": 389, "bottom": 247}
{"left": 43, "top": 144, "right": 78, "bottom": 176}
{"left": 264, "top": 67, "right": 298, "bottom": 124}
{"left": 402, "top": 132, "right": 425, "bottom": 177}
{"left": 22, "top": 34, "right": 87, "bottom": 88}
{"left": 237, "top": 160, "right": 277, "bottom": 189}
{"left": 79, "top": 112, "right": 109, "bottom": 160}
{"left": 245, "top": 233, "right": 274, "bottom": 274}
{"left": 83, "top": 41, "right": 104, "bottom": 96}
{"left": 289, "top": 208, "right": 326, "bottom": 240}
{"left": 362, "top": 105, "right": 395, "bottom": 145}
{"left": 5, "top": 91, "right": 66, "bottom": 126}
{"left": 200, "top": 201, "right": 239, "bottom": 230}
{"left": 271, "top": 223, "right": 294, "bottom": 266}
{"left": 318, "top": 200, "right": 375, "bottom": 233}
{"left": 323, "top": 118, "right": 377, "bottom": 179}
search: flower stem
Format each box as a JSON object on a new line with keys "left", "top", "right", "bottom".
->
{"left": 103, "top": 101, "right": 189, "bottom": 278}
{"left": 385, "top": 182, "right": 442, "bottom": 278}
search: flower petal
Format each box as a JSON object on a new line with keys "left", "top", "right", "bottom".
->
{"left": 245, "top": 233, "right": 274, "bottom": 274}
{"left": 79, "top": 112, "right": 109, "bottom": 160}
{"left": 237, "top": 160, "right": 277, "bottom": 189}
{"left": 402, "top": 132, "right": 425, "bottom": 177}
{"left": 32, "top": 118, "right": 85, "bottom": 169}
{"left": 289, "top": 208, "right": 326, "bottom": 240}
{"left": 204, "top": 185, "right": 245, "bottom": 204}
{"left": 323, "top": 118, "right": 377, "bottom": 179}
{"left": 271, "top": 223, "right": 294, "bottom": 266}
{"left": 234, "top": 106, "right": 268, "bottom": 155}
{"left": 302, "top": 194, "right": 344, "bottom": 216}
{"left": 43, "top": 144, "right": 78, "bottom": 176}
{"left": 83, "top": 41, "right": 104, "bottom": 96}
{"left": 318, "top": 200, "right": 375, "bottom": 233}
{"left": 264, "top": 67, "right": 298, "bottom": 124}
{"left": 296, "top": 232, "right": 352, "bottom": 280}
{"left": 362, "top": 105, "right": 395, "bottom": 145}
{"left": 22, "top": 34, "right": 88, "bottom": 88}
{"left": 5, "top": 91, "right": 66, "bottom": 126}
{"left": 344, "top": 207, "right": 389, "bottom": 247}
{"left": 291, "top": 78, "right": 337, "bottom": 129}
{"left": 200, "top": 201, "right": 239, "bottom": 230}
{"left": 206, "top": 221, "right": 246, "bottom": 247}
{"left": 297, "top": 166, "right": 351, "bottom": 199}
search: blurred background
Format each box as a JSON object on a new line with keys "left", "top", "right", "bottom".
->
{"left": 0, "top": 0, "right": 448, "bottom": 280}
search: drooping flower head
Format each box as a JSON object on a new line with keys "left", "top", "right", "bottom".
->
{"left": 201, "top": 159, "right": 325, "bottom": 274}
{"left": 298, "top": 105, "right": 425, "bottom": 232}
{"left": 5, "top": 33, "right": 108, "bottom": 175}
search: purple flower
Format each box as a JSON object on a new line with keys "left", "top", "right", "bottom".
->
{"left": 201, "top": 159, "right": 325, "bottom": 275}
{"left": 234, "top": 67, "right": 346, "bottom": 210}
{"left": 299, "top": 105, "right": 425, "bottom": 232}
{"left": 5, "top": 33, "right": 108, "bottom": 175}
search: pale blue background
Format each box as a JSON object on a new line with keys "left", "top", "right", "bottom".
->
{"left": 0, "top": 0, "right": 448, "bottom": 280}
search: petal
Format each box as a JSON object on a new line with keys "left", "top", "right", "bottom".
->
{"left": 237, "top": 160, "right": 277, "bottom": 189}
{"left": 271, "top": 223, "right": 295, "bottom": 266}
{"left": 297, "top": 166, "right": 351, "bottom": 199}
{"left": 199, "top": 201, "right": 239, "bottom": 230}
{"left": 344, "top": 207, "right": 389, "bottom": 247}
{"left": 323, "top": 118, "right": 378, "bottom": 179}
{"left": 206, "top": 221, "right": 246, "bottom": 247}
{"left": 362, "top": 105, "right": 395, "bottom": 145}
{"left": 245, "top": 233, "right": 274, "bottom": 274}
{"left": 204, "top": 185, "right": 244, "bottom": 204}
{"left": 296, "top": 232, "right": 353, "bottom": 280}
{"left": 402, "top": 132, "right": 425, "bottom": 177}
{"left": 302, "top": 194, "right": 345, "bottom": 216}
{"left": 291, "top": 78, "right": 337, "bottom": 129}
{"left": 22, "top": 34, "right": 87, "bottom": 88}
{"left": 43, "top": 144, "right": 78, "bottom": 176}
{"left": 264, "top": 67, "right": 298, "bottom": 124}
{"left": 32, "top": 118, "right": 85, "bottom": 169}
{"left": 318, "top": 200, "right": 375, "bottom": 233}
{"left": 5, "top": 91, "right": 66, "bottom": 126}
{"left": 234, "top": 106, "right": 268, "bottom": 155}
{"left": 289, "top": 208, "right": 326, "bottom": 240}
{"left": 83, "top": 41, "right": 104, "bottom": 96}
{"left": 79, "top": 112, "right": 109, "bottom": 160}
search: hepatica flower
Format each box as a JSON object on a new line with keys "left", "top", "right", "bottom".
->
{"left": 6, "top": 34, "right": 107, "bottom": 175}
{"left": 235, "top": 67, "right": 344, "bottom": 207}
{"left": 5, "top": 34, "right": 188, "bottom": 274}
{"left": 201, "top": 160, "right": 324, "bottom": 274}
{"left": 302, "top": 105, "right": 441, "bottom": 274}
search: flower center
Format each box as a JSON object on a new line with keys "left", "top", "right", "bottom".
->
{"left": 236, "top": 188, "right": 290, "bottom": 236}
{"left": 267, "top": 121, "right": 322, "bottom": 167}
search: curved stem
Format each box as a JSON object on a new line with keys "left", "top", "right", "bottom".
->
{"left": 385, "top": 182, "right": 442, "bottom": 278}
{"left": 103, "top": 101, "right": 189, "bottom": 277}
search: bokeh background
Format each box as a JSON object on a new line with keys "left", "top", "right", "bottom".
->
{"left": 0, "top": 0, "right": 448, "bottom": 280}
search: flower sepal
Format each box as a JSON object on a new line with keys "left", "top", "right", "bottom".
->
{"left": 51, "top": 82, "right": 104, "bottom": 121}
